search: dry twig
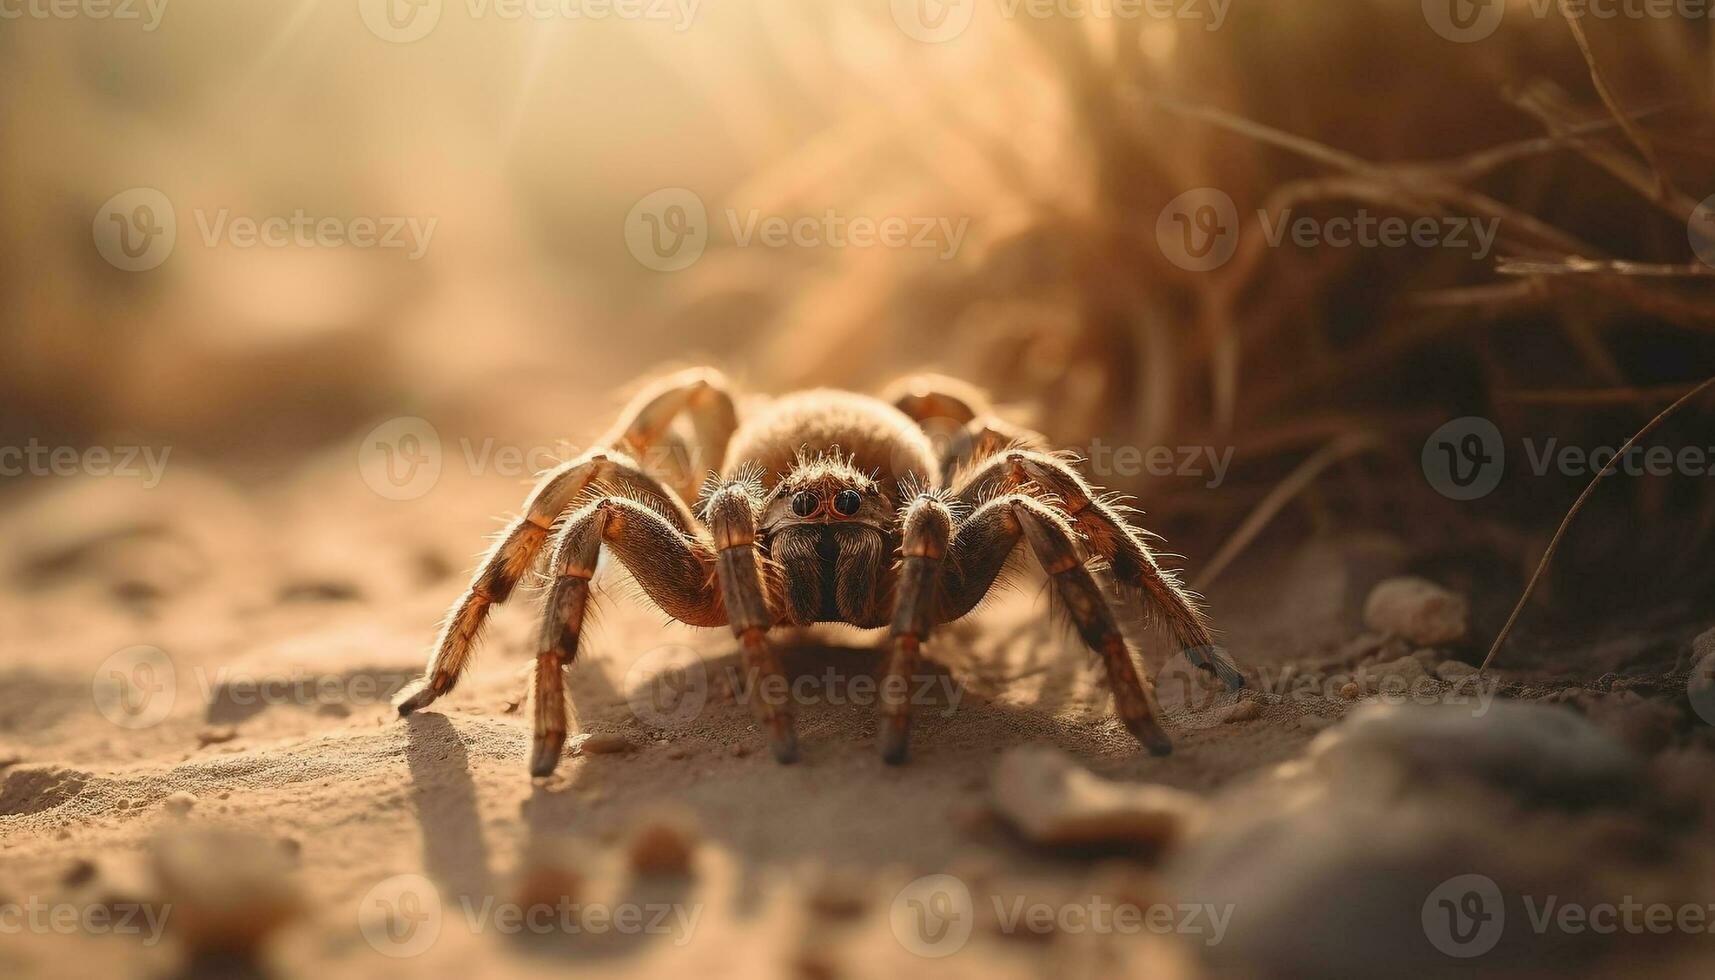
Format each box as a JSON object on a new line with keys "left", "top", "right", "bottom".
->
{"left": 1482, "top": 374, "right": 1715, "bottom": 671}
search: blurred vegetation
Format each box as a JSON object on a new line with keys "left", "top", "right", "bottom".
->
{"left": 2, "top": 0, "right": 1713, "bottom": 623}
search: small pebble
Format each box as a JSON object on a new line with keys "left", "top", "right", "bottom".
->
{"left": 151, "top": 828, "right": 302, "bottom": 956}
{"left": 807, "top": 870, "right": 869, "bottom": 920}
{"left": 1224, "top": 700, "right": 1264, "bottom": 723}
{"left": 794, "top": 949, "right": 838, "bottom": 980}
{"left": 1363, "top": 577, "right": 1468, "bottom": 645}
{"left": 573, "top": 733, "right": 636, "bottom": 755}
{"left": 61, "top": 859, "right": 98, "bottom": 887}
{"left": 951, "top": 802, "right": 998, "bottom": 834}
{"left": 515, "top": 838, "right": 585, "bottom": 907}
{"left": 1363, "top": 655, "right": 1428, "bottom": 692}
{"left": 1435, "top": 661, "right": 1477, "bottom": 682}
{"left": 627, "top": 817, "right": 698, "bottom": 876}
{"left": 164, "top": 791, "right": 198, "bottom": 814}
{"left": 990, "top": 745, "right": 1206, "bottom": 849}
{"left": 196, "top": 727, "right": 237, "bottom": 747}
{"left": 1339, "top": 682, "right": 1360, "bottom": 700}
{"left": 730, "top": 743, "right": 751, "bottom": 758}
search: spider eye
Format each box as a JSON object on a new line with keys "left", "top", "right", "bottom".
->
{"left": 790, "top": 490, "right": 820, "bottom": 517}
{"left": 832, "top": 489, "right": 862, "bottom": 516}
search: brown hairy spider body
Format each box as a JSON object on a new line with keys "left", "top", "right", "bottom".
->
{"left": 397, "top": 369, "right": 1243, "bottom": 777}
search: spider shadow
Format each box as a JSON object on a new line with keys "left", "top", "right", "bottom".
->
{"left": 522, "top": 627, "right": 1172, "bottom": 923}
{"left": 403, "top": 712, "right": 493, "bottom": 902}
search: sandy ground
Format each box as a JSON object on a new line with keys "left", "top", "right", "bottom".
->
{"left": 3, "top": 413, "right": 1713, "bottom": 980}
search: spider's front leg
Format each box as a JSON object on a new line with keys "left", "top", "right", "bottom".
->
{"left": 397, "top": 451, "right": 694, "bottom": 716}
{"left": 879, "top": 494, "right": 954, "bottom": 763}
{"left": 889, "top": 494, "right": 1174, "bottom": 760}
{"left": 705, "top": 480, "right": 799, "bottom": 763}
{"left": 398, "top": 367, "right": 737, "bottom": 718}
{"left": 530, "top": 496, "right": 724, "bottom": 776}
{"left": 954, "top": 449, "right": 1244, "bottom": 690}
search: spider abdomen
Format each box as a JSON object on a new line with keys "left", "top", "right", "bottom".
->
{"left": 723, "top": 389, "right": 938, "bottom": 500}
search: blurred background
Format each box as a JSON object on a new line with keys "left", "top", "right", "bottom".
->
{"left": 6, "top": 6, "right": 1715, "bottom": 979}
{"left": 2, "top": 0, "right": 1714, "bottom": 647}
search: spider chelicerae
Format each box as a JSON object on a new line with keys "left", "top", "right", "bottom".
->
{"left": 396, "top": 368, "right": 1244, "bottom": 777}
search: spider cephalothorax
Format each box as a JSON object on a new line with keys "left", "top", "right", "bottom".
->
{"left": 396, "top": 369, "right": 1243, "bottom": 777}
{"left": 755, "top": 451, "right": 896, "bottom": 628}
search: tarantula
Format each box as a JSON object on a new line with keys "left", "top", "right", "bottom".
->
{"left": 396, "top": 369, "right": 1243, "bottom": 776}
